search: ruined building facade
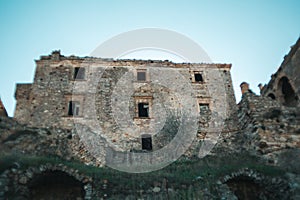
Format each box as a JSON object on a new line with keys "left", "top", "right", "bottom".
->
{"left": 14, "top": 51, "right": 237, "bottom": 152}
{"left": 1, "top": 38, "right": 299, "bottom": 199}
{"left": 261, "top": 38, "right": 300, "bottom": 107}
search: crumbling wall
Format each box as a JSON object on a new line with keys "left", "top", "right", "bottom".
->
{"left": 218, "top": 91, "right": 300, "bottom": 166}
{"left": 0, "top": 117, "right": 105, "bottom": 166}
{"left": 14, "top": 84, "right": 32, "bottom": 123}
{"left": 0, "top": 163, "right": 92, "bottom": 200}
{"left": 13, "top": 51, "right": 237, "bottom": 155}
{"left": 261, "top": 38, "right": 300, "bottom": 107}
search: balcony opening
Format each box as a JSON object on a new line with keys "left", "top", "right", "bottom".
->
{"left": 74, "top": 67, "right": 85, "bottom": 80}
{"left": 138, "top": 103, "right": 149, "bottom": 118}
{"left": 68, "top": 101, "right": 80, "bottom": 116}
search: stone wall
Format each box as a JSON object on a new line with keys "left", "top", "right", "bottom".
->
{"left": 215, "top": 91, "right": 300, "bottom": 166}
{"left": 0, "top": 163, "right": 93, "bottom": 200}
{"left": 241, "top": 92, "right": 299, "bottom": 155}
{"left": 0, "top": 117, "right": 105, "bottom": 167}
{"left": 261, "top": 37, "right": 300, "bottom": 107}
{"left": 2, "top": 39, "right": 299, "bottom": 199}
{"left": 14, "top": 51, "right": 237, "bottom": 153}
{"left": 219, "top": 168, "right": 290, "bottom": 200}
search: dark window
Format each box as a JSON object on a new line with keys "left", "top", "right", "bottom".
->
{"left": 137, "top": 71, "right": 146, "bottom": 81}
{"left": 278, "top": 77, "right": 298, "bottom": 107}
{"left": 74, "top": 67, "right": 85, "bottom": 80}
{"left": 199, "top": 103, "right": 209, "bottom": 114}
{"left": 68, "top": 101, "right": 80, "bottom": 116}
{"left": 142, "top": 135, "right": 152, "bottom": 150}
{"left": 195, "top": 73, "right": 203, "bottom": 82}
{"left": 268, "top": 93, "right": 276, "bottom": 100}
{"left": 138, "top": 103, "right": 149, "bottom": 117}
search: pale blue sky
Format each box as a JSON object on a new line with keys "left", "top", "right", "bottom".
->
{"left": 0, "top": 0, "right": 299, "bottom": 116}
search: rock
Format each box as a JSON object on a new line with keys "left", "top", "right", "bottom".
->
{"left": 18, "top": 176, "right": 27, "bottom": 184}
{"left": 152, "top": 187, "right": 161, "bottom": 193}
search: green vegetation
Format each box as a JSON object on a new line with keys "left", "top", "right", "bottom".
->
{"left": 0, "top": 151, "right": 284, "bottom": 199}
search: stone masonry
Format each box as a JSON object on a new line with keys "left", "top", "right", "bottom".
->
{"left": 14, "top": 51, "right": 237, "bottom": 153}
{"left": 0, "top": 98, "right": 8, "bottom": 117}
{"left": 261, "top": 37, "right": 300, "bottom": 107}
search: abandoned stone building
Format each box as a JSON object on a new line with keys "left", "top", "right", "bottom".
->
{"left": 13, "top": 51, "right": 237, "bottom": 153}
{"left": 1, "top": 37, "right": 299, "bottom": 199}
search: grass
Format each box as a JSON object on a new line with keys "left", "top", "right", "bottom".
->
{"left": 0, "top": 152, "right": 285, "bottom": 198}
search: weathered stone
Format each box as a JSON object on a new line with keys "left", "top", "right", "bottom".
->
{"left": 0, "top": 98, "right": 8, "bottom": 117}
{"left": 0, "top": 37, "right": 299, "bottom": 199}
{"left": 12, "top": 50, "right": 237, "bottom": 160}
{"left": 18, "top": 176, "right": 27, "bottom": 184}
{"left": 261, "top": 38, "right": 300, "bottom": 108}
{"left": 152, "top": 187, "right": 161, "bottom": 193}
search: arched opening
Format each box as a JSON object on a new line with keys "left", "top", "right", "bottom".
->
{"left": 226, "top": 176, "right": 264, "bottom": 200}
{"left": 268, "top": 93, "right": 276, "bottom": 100}
{"left": 278, "top": 77, "right": 298, "bottom": 107}
{"left": 29, "top": 170, "right": 85, "bottom": 200}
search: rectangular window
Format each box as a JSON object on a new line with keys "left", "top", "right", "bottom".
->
{"left": 138, "top": 103, "right": 149, "bottom": 117}
{"left": 199, "top": 103, "right": 209, "bottom": 114}
{"left": 74, "top": 67, "right": 85, "bottom": 80}
{"left": 68, "top": 101, "right": 80, "bottom": 116}
{"left": 142, "top": 135, "right": 152, "bottom": 150}
{"left": 194, "top": 73, "right": 203, "bottom": 82}
{"left": 137, "top": 71, "right": 146, "bottom": 81}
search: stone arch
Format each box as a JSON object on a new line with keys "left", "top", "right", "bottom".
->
{"left": 29, "top": 170, "right": 85, "bottom": 199}
{"left": 219, "top": 168, "right": 290, "bottom": 200}
{"left": 1, "top": 164, "right": 92, "bottom": 200}
{"left": 225, "top": 175, "right": 263, "bottom": 200}
{"left": 277, "top": 76, "right": 298, "bottom": 106}
{"left": 27, "top": 164, "right": 92, "bottom": 200}
{"left": 267, "top": 93, "right": 276, "bottom": 100}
